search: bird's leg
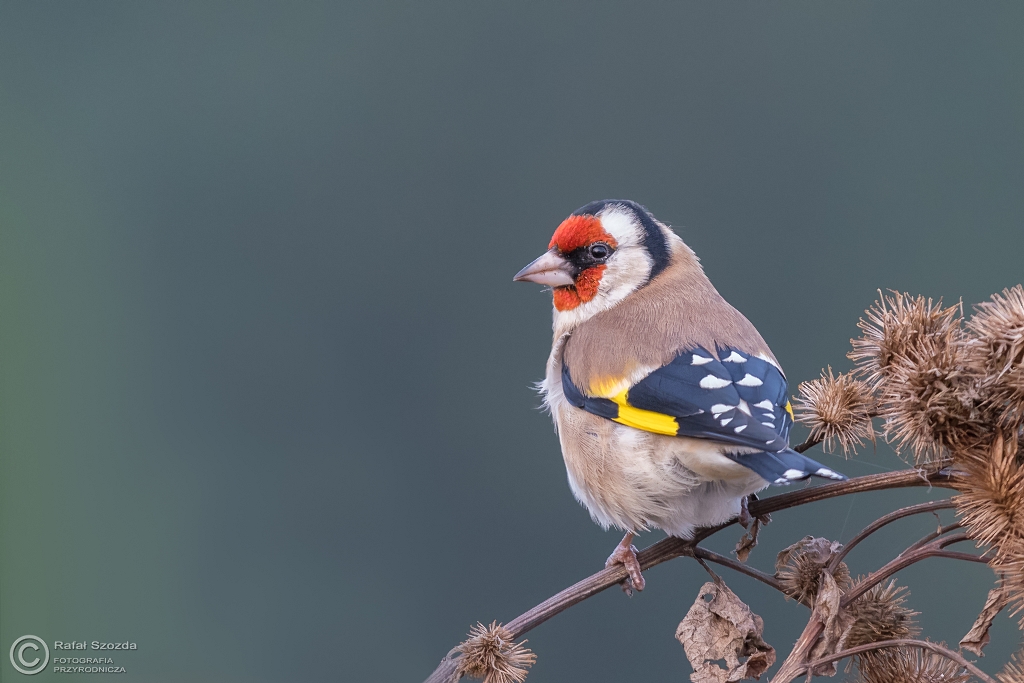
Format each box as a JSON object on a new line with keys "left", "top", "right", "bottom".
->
{"left": 605, "top": 531, "right": 645, "bottom": 595}
{"left": 738, "top": 495, "right": 753, "bottom": 529}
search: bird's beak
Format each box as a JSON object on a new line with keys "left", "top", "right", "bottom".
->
{"left": 513, "top": 249, "right": 576, "bottom": 287}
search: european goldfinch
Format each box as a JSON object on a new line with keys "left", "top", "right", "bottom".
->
{"left": 514, "top": 200, "right": 845, "bottom": 591}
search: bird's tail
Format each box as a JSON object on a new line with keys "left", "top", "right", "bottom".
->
{"left": 728, "top": 449, "right": 847, "bottom": 486}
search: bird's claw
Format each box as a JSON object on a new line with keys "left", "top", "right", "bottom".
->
{"left": 738, "top": 494, "right": 753, "bottom": 529}
{"left": 606, "top": 541, "right": 645, "bottom": 595}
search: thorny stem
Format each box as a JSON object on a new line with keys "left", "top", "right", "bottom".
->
{"left": 792, "top": 435, "right": 822, "bottom": 454}
{"left": 840, "top": 533, "right": 978, "bottom": 607}
{"left": 901, "top": 522, "right": 962, "bottom": 556}
{"left": 423, "top": 468, "right": 960, "bottom": 683}
{"left": 693, "top": 547, "right": 784, "bottom": 592}
{"left": 827, "top": 499, "right": 956, "bottom": 572}
{"left": 799, "top": 638, "right": 997, "bottom": 683}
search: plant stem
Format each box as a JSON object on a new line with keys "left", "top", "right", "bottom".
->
{"left": 800, "top": 638, "right": 996, "bottom": 683}
{"left": 693, "top": 547, "right": 784, "bottom": 592}
{"left": 828, "top": 499, "right": 956, "bottom": 571}
{"left": 422, "top": 468, "right": 959, "bottom": 683}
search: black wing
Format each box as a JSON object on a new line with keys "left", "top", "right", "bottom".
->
{"left": 561, "top": 345, "right": 845, "bottom": 484}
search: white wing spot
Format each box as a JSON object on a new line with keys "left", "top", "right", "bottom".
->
{"left": 773, "top": 477, "right": 791, "bottom": 485}
{"left": 720, "top": 417, "right": 733, "bottom": 426}
{"left": 816, "top": 467, "right": 843, "bottom": 480}
{"left": 736, "top": 374, "right": 763, "bottom": 387}
{"left": 710, "top": 403, "right": 735, "bottom": 416}
{"left": 757, "top": 351, "right": 782, "bottom": 371}
{"left": 722, "top": 351, "right": 747, "bottom": 363}
{"left": 733, "top": 424, "right": 747, "bottom": 433}
{"left": 761, "top": 421, "right": 776, "bottom": 428}
{"left": 691, "top": 354, "right": 714, "bottom": 365}
{"left": 737, "top": 399, "right": 752, "bottom": 416}
{"left": 700, "top": 374, "right": 733, "bottom": 389}
{"left": 753, "top": 399, "right": 774, "bottom": 410}
{"left": 783, "top": 469, "right": 805, "bottom": 480}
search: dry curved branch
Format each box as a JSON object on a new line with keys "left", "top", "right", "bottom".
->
{"left": 841, "top": 533, "right": 980, "bottom": 607}
{"left": 828, "top": 499, "right": 956, "bottom": 572}
{"left": 901, "top": 522, "right": 963, "bottom": 556}
{"left": 693, "top": 547, "right": 784, "bottom": 592}
{"left": 793, "top": 435, "right": 823, "bottom": 453}
{"left": 800, "top": 638, "right": 996, "bottom": 683}
{"left": 423, "top": 468, "right": 959, "bottom": 683}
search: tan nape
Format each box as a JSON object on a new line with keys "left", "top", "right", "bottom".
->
{"left": 562, "top": 249, "right": 780, "bottom": 394}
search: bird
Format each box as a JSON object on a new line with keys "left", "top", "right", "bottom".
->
{"left": 513, "top": 199, "right": 846, "bottom": 593}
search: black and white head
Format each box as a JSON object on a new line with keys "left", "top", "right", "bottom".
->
{"left": 514, "top": 200, "right": 685, "bottom": 326}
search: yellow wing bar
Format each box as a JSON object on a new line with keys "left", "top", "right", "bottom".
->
{"left": 608, "top": 389, "right": 679, "bottom": 436}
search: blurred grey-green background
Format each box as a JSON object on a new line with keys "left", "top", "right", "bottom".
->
{"left": 2, "top": 3, "right": 1023, "bottom": 681}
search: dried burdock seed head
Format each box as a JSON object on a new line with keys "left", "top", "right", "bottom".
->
{"left": 775, "top": 537, "right": 850, "bottom": 605}
{"left": 1001, "top": 554, "right": 1024, "bottom": 629}
{"left": 848, "top": 291, "right": 978, "bottom": 465}
{"left": 878, "top": 332, "right": 978, "bottom": 465}
{"left": 845, "top": 579, "right": 920, "bottom": 650}
{"left": 999, "top": 650, "right": 1024, "bottom": 683}
{"left": 794, "top": 366, "right": 876, "bottom": 456}
{"left": 454, "top": 621, "right": 536, "bottom": 683}
{"left": 849, "top": 291, "right": 962, "bottom": 390}
{"left": 966, "top": 285, "right": 1024, "bottom": 429}
{"left": 955, "top": 430, "right": 1024, "bottom": 566}
{"left": 856, "top": 645, "right": 970, "bottom": 683}
{"left": 864, "top": 299, "right": 983, "bottom": 464}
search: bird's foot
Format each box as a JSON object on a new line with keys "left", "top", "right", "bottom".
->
{"left": 738, "top": 495, "right": 753, "bottom": 529}
{"left": 606, "top": 533, "right": 645, "bottom": 596}
{"left": 739, "top": 493, "right": 770, "bottom": 529}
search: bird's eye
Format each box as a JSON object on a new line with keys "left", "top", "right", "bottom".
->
{"left": 589, "top": 243, "right": 610, "bottom": 259}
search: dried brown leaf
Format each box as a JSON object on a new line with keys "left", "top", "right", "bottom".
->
{"left": 960, "top": 584, "right": 1009, "bottom": 656}
{"left": 735, "top": 516, "right": 764, "bottom": 564}
{"left": 808, "top": 571, "right": 854, "bottom": 677}
{"left": 676, "top": 580, "right": 775, "bottom": 682}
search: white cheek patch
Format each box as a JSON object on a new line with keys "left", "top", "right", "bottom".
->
{"left": 597, "top": 207, "right": 644, "bottom": 246}
{"left": 587, "top": 241, "right": 655, "bottom": 317}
